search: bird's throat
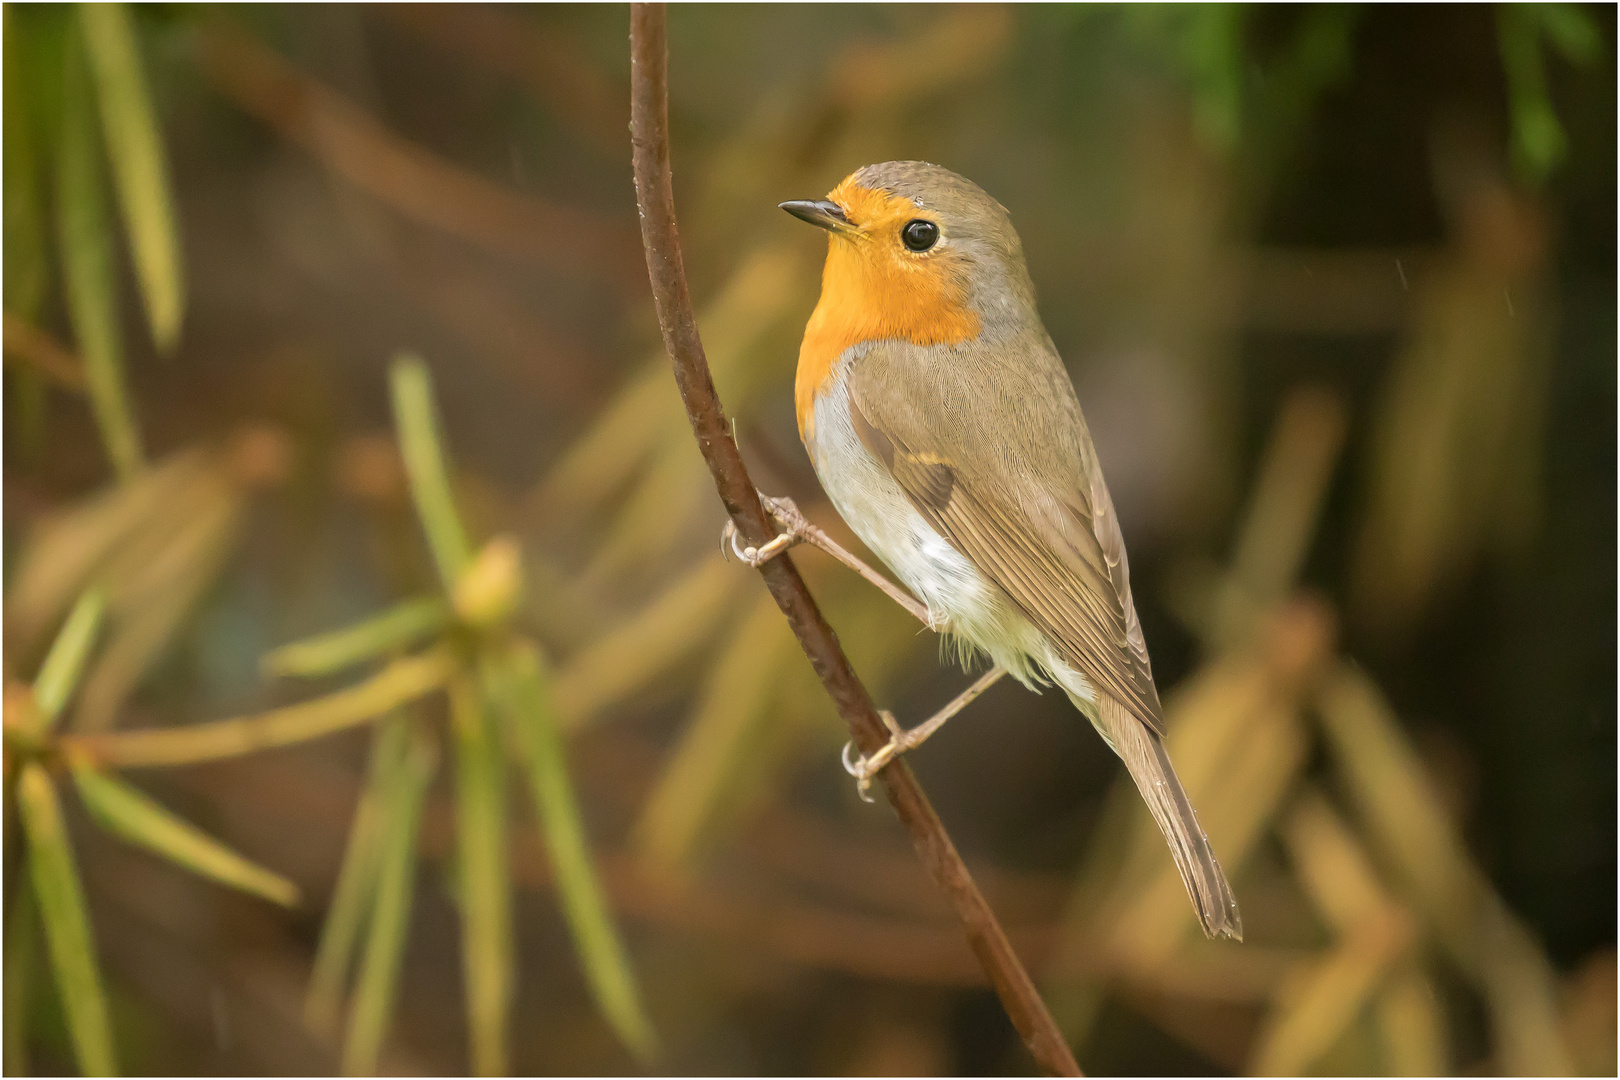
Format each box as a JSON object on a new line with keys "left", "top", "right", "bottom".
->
{"left": 795, "top": 234, "right": 980, "bottom": 440}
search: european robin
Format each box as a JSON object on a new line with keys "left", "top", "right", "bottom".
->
{"left": 779, "top": 161, "right": 1241, "bottom": 940}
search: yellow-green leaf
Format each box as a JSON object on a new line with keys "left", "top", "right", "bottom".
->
{"left": 264, "top": 597, "right": 450, "bottom": 680}
{"left": 31, "top": 587, "right": 106, "bottom": 731}
{"left": 341, "top": 720, "right": 436, "bottom": 1076}
{"left": 78, "top": 2, "right": 184, "bottom": 353}
{"left": 17, "top": 763, "right": 117, "bottom": 1076}
{"left": 56, "top": 26, "right": 144, "bottom": 481}
{"left": 390, "top": 354, "right": 472, "bottom": 589}
{"left": 69, "top": 646, "right": 454, "bottom": 769}
{"left": 485, "top": 639, "right": 657, "bottom": 1060}
{"left": 71, "top": 765, "right": 299, "bottom": 906}
{"left": 3, "top": 883, "right": 39, "bottom": 1076}
{"left": 450, "top": 672, "right": 511, "bottom": 1076}
{"left": 305, "top": 713, "right": 409, "bottom": 1035}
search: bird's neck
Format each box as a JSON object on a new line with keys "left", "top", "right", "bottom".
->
{"left": 795, "top": 238, "right": 979, "bottom": 440}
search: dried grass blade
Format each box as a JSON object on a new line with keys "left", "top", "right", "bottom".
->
{"left": 67, "top": 647, "right": 454, "bottom": 769}
{"left": 554, "top": 552, "right": 744, "bottom": 730}
{"left": 1318, "top": 662, "right": 1572, "bottom": 1074}
{"left": 485, "top": 639, "right": 656, "bottom": 1060}
{"left": 341, "top": 721, "right": 436, "bottom": 1076}
{"left": 265, "top": 597, "right": 451, "bottom": 680}
{"left": 390, "top": 354, "right": 472, "bottom": 588}
{"left": 16, "top": 763, "right": 117, "bottom": 1076}
{"left": 55, "top": 26, "right": 144, "bottom": 481}
{"left": 632, "top": 593, "right": 790, "bottom": 868}
{"left": 1250, "top": 917, "right": 1411, "bottom": 1076}
{"left": 73, "top": 483, "right": 241, "bottom": 731}
{"left": 4, "top": 448, "right": 207, "bottom": 652}
{"left": 449, "top": 672, "right": 512, "bottom": 1076}
{"left": 78, "top": 2, "right": 183, "bottom": 353}
{"left": 70, "top": 765, "right": 298, "bottom": 906}
{"left": 305, "top": 714, "right": 409, "bottom": 1034}
{"left": 1251, "top": 791, "right": 1418, "bottom": 1074}
{"left": 1374, "top": 961, "right": 1447, "bottom": 1076}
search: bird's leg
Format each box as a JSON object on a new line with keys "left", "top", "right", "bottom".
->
{"left": 722, "top": 493, "right": 995, "bottom": 800}
{"left": 841, "top": 665, "right": 1007, "bottom": 801}
{"left": 722, "top": 495, "right": 933, "bottom": 625}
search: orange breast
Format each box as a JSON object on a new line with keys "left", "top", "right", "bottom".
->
{"left": 793, "top": 229, "right": 978, "bottom": 440}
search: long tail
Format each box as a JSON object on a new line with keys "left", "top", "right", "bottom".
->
{"left": 1098, "top": 694, "right": 1243, "bottom": 940}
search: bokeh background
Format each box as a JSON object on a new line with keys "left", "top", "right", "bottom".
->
{"left": 3, "top": 3, "right": 1614, "bottom": 1076}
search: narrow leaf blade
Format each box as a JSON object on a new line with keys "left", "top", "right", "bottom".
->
{"left": 341, "top": 721, "right": 437, "bottom": 1076}
{"left": 55, "top": 25, "right": 144, "bottom": 480}
{"left": 71, "top": 765, "right": 299, "bottom": 906}
{"left": 31, "top": 587, "right": 106, "bottom": 730}
{"left": 306, "top": 713, "right": 409, "bottom": 1034}
{"left": 451, "top": 673, "right": 512, "bottom": 1077}
{"left": 487, "top": 640, "right": 657, "bottom": 1060}
{"left": 389, "top": 354, "right": 472, "bottom": 590}
{"left": 72, "top": 647, "right": 454, "bottom": 769}
{"left": 3, "top": 883, "right": 39, "bottom": 1076}
{"left": 264, "top": 597, "right": 451, "bottom": 680}
{"left": 78, "top": 2, "right": 184, "bottom": 353}
{"left": 17, "top": 763, "right": 117, "bottom": 1076}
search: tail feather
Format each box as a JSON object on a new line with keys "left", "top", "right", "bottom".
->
{"left": 1098, "top": 694, "right": 1243, "bottom": 941}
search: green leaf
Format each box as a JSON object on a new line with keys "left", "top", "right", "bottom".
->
{"left": 4, "top": 7, "right": 50, "bottom": 322}
{"left": 70, "top": 765, "right": 299, "bottom": 906}
{"left": 485, "top": 639, "right": 657, "bottom": 1060}
{"left": 31, "top": 587, "right": 106, "bottom": 731}
{"left": 341, "top": 721, "right": 436, "bottom": 1076}
{"left": 17, "top": 762, "right": 117, "bottom": 1076}
{"left": 450, "top": 673, "right": 512, "bottom": 1076}
{"left": 78, "top": 2, "right": 184, "bottom": 354}
{"left": 305, "top": 714, "right": 409, "bottom": 1035}
{"left": 264, "top": 597, "right": 451, "bottom": 680}
{"left": 1533, "top": 3, "right": 1601, "bottom": 65}
{"left": 4, "top": 883, "right": 39, "bottom": 1076}
{"left": 55, "top": 26, "right": 144, "bottom": 481}
{"left": 390, "top": 354, "right": 473, "bottom": 590}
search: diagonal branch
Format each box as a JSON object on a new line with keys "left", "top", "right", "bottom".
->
{"left": 627, "top": 6, "right": 1080, "bottom": 1074}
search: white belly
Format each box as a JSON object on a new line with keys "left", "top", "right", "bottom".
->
{"left": 805, "top": 368, "right": 1095, "bottom": 709}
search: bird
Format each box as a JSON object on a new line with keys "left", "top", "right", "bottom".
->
{"left": 775, "top": 160, "right": 1241, "bottom": 940}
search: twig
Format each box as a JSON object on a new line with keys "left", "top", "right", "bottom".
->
{"left": 627, "top": 6, "right": 1080, "bottom": 1074}
{"left": 196, "top": 21, "right": 643, "bottom": 291}
{"left": 3, "top": 312, "right": 88, "bottom": 390}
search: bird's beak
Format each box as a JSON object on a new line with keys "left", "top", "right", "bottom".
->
{"left": 779, "top": 199, "right": 852, "bottom": 234}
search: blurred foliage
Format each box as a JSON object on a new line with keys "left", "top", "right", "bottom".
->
{"left": 3, "top": 3, "right": 1613, "bottom": 1077}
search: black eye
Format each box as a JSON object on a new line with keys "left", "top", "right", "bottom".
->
{"left": 901, "top": 218, "right": 939, "bottom": 252}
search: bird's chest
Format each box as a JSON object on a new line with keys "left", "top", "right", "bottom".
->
{"left": 804, "top": 369, "right": 1001, "bottom": 634}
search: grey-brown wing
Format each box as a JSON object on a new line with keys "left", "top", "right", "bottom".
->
{"left": 847, "top": 365, "right": 1164, "bottom": 734}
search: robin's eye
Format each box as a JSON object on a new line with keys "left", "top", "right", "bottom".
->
{"left": 901, "top": 219, "right": 939, "bottom": 252}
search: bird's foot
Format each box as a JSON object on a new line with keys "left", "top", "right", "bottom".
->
{"left": 720, "top": 495, "right": 810, "bottom": 566}
{"left": 840, "top": 710, "right": 911, "bottom": 802}
{"left": 839, "top": 666, "right": 1007, "bottom": 802}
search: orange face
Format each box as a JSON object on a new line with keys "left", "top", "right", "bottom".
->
{"left": 795, "top": 178, "right": 981, "bottom": 438}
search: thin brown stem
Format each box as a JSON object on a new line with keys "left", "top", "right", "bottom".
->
{"left": 628, "top": 6, "right": 1080, "bottom": 1073}
{"left": 4, "top": 311, "right": 89, "bottom": 390}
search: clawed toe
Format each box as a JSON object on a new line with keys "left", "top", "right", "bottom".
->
{"left": 840, "top": 718, "right": 908, "bottom": 802}
{"left": 720, "top": 495, "right": 805, "bottom": 567}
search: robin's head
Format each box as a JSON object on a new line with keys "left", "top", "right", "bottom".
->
{"left": 781, "top": 161, "right": 1037, "bottom": 347}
